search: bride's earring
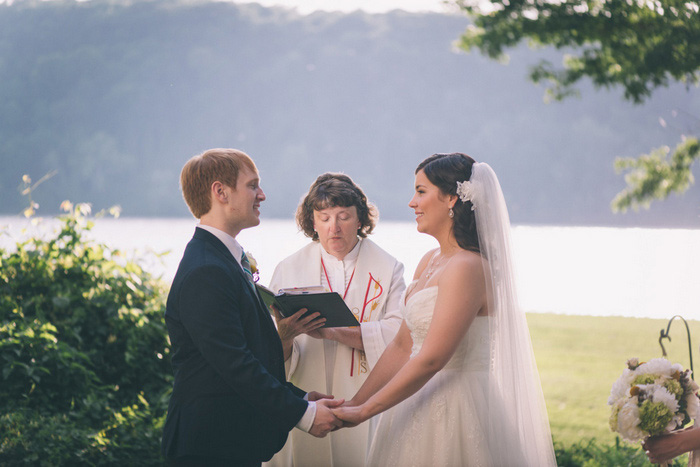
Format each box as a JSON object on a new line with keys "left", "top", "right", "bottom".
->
{"left": 448, "top": 208, "right": 454, "bottom": 218}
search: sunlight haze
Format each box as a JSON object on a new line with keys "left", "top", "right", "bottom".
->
{"left": 225, "top": 0, "right": 454, "bottom": 14}
{"left": 0, "top": 0, "right": 454, "bottom": 13}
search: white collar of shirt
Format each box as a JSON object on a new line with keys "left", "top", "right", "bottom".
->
{"left": 319, "top": 237, "right": 362, "bottom": 293}
{"left": 197, "top": 224, "right": 244, "bottom": 267}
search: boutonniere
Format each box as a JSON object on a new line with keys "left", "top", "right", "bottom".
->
{"left": 246, "top": 251, "right": 260, "bottom": 282}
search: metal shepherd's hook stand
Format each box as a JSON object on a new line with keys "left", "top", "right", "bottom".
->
{"left": 658, "top": 315, "right": 694, "bottom": 380}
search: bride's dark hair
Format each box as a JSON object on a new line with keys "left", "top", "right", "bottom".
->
{"left": 416, "top": 153, "right": 480, "bottom": 254}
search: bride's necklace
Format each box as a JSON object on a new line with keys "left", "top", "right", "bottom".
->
{"left": 425, "top": 252, "right": 448, "bottom": 279}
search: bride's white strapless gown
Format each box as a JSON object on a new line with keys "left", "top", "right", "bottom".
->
{"left": 367, "top": 286, "right": 502, "bottom": 467}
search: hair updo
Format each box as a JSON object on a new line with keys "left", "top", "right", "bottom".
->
{"left": 415, "top": 153, "right": 480, "bottom": 253}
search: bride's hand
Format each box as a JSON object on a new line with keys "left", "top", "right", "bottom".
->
{"left": 331, "top": 405, "right": 365, "bottom": 428}
{"left": 340, "top": 398, "right": 359, "bottom": 407}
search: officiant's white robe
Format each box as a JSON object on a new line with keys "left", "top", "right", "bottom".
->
{"left": 265, "top": 238, "right": 405, "bottom": 467}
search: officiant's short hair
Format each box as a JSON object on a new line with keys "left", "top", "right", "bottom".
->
{"left": 180, "top": 148, "right": 257, "bottom": 219}
{"left": 296, "top": 172, "right": 378, "bottom": 241}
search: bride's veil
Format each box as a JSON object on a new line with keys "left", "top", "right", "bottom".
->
{"left": 471, "top": 163, "right": 557, "bottom": 466}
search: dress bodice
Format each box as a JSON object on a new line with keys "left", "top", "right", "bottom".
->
{"left": 403, "top": 286, "right": 490, "bottom": 371}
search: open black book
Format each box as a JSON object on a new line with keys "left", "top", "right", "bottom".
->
{"left": 255, "top": 283, "right": 360, "bottom": 328}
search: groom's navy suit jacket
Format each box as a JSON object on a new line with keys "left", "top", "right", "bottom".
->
{"left": 161, "top": 228, "right": 308, "bottom": 463}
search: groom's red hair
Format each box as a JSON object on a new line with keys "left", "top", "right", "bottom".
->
{"left": 180, "top": 148, "right": 257, "bottom": 219}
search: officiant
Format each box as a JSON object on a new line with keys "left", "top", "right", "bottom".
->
{"left": 264, "top": 173, "right": 405, "bottom": 467}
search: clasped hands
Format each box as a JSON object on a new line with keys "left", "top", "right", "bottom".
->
{"left": 274, "top": 307, "right": 367, "bottom": 436}
{"left": 307, "top": 391, "right": 366, "bottom": 438}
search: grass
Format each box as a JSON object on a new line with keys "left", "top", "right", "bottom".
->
{"left": 527, "top": 312, "right": 700, "bottom": 447}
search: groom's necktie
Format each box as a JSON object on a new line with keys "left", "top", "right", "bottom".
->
{"left": 240, "top": 252, "right": 255, "bottom": 287}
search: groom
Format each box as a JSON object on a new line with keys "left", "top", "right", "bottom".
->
{"left": 161, "top": 148, "right": 342, "bottom": 466}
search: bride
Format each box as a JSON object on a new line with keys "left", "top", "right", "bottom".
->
{"left": 333, "top": 153, "right": 557, "bottom": 466}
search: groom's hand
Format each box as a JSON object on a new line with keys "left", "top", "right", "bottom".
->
{"left": 309, "top": 398, "right": 344, "bottom": 438}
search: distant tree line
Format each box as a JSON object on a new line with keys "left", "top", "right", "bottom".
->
{"left": 1, "top": 0, "right": 698, "bottom": 227}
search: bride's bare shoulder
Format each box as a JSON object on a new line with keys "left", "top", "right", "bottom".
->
{"left": 452, "top": 249, "right": 483, "bottom": 267}
{"left": 443, "top": 250, "right": 485, "bottom": 281}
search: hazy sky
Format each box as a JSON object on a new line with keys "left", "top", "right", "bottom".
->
{"left": 225, "top": 0, "right": 457, "bottom": 14}
{"left": 0, "top": 0, "right": 458, "bottom": 14}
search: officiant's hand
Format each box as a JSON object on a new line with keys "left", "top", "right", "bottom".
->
{"left": 309, "top": 398, "right": 345, "bottom": 438}
{"left": 271, "top": 306, "right": 325, "bottom": 342}
{"left": 271, "top": 306, "right": 325, "bottom": 361}
{"left": 306, "top": 327, "right": 334, "bottom": 340}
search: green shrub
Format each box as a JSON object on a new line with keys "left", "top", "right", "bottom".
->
{"left": 0, "top": 319, "right": 98, "bottom": 411}
{"left": 554, "top": 437, "right": 689, "bottom": 466}
{"left": 0, "top": 409, "right": 97, "bottom": 466}
{"left": 0, "top": 204, "right": 171, "bottom": 465}
{"left": 0, "top": 398, "right": 166, "bottom": 466}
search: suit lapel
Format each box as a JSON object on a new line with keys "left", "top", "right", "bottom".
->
{"left": 193, "top": 228, "right": 276, "bottom": 326}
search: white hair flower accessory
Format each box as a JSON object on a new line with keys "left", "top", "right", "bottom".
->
{"left": 456, "top": 180, "right": 476, "bottom": 210}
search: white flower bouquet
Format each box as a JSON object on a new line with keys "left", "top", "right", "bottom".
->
{"left": 608, "top": 358, "right": 700, "bottom": 442}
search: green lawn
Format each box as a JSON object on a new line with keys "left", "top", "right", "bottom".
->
{"left": 527, "top": 312, "right": 700, "bottom": 447}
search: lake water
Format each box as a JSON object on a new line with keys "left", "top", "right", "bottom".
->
{"left": 2, "top": 216, "right": 699, "bottom": 320}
